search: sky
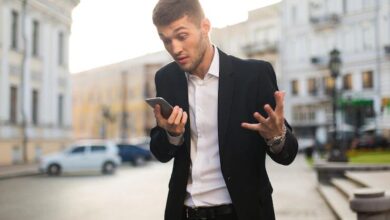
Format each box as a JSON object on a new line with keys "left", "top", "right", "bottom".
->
{"left": 69, "top": 0, "right": 281, "bottom": 73}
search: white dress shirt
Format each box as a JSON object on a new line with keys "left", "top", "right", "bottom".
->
{"left": 168, "top": 47, "right": 232, "bottom": 207}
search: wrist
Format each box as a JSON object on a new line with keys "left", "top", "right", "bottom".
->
{"left": 167, "top": 130, "right": 184, "bottom": 137}
{"left": 266, "top": 124, "right": 286, "bottom": 147}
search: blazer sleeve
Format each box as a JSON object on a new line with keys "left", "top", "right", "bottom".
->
{"left": 149, "top": 70, "right": 184, "bottom": 163}
{"left": 261, "top": 62, "right": 298, "bottom": 165}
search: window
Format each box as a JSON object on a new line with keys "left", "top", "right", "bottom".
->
{"left": 10, "top": 86, "right": 17, "bottom": 124}
{"left": 70, "top": 146, "right": 85, "bottom": 154}
{"left": 342, "top": 0, "right": 347, "bottom": 14}
{"left": 291, "top": 5, "right": 297, "bottom": 24}
{"left": 35, "top": 146, "right": 42, "bottom": 161}
{"left": 291, "top": 80, "right": 299, "bottom": 95}
{"left": 11, "top": 10, "right": 18, "bottom": 49}
{"left": 343, "top": 73, "right": 353, "bottom": 90}
{"left": 362, "top": 25, "right": 374, "bottom": 50}
{"left": 12, "top": 146, "right": 22, "bottom": 164}
{"left": 32, "top": 20, "right": 39, "bottom": 56}
{"left": 324, "top": 76, "right": 335, "bottom": 96}
{"left": 58, "top": 94, "right": 64, "bottom": 126}
{"left": 32, "top": 89, "right": 39, "bottom": 125}
{"left": 58, "top": 32, "right": 64, "bottom": 65}
{"left": 362, "top": 71, "right": 373, "bottom": 89}
{"left": 308, "top": 78, "right": 318, "bottom": 95}
{"left": 91, "top": 146, "right": 106, "bottom": 152}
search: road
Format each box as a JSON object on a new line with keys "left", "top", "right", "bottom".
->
{"left": 0, "top": 162, "right": 171, "bottom": 220}
{"left": 0, "top": 155, "right": 334, "bottom": 220}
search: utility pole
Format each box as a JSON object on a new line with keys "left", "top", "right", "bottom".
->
{"left": 21, "top": 0, "right": 29, "bottom": 163}
{"left": 120, "top": 71, "right": 129, "bottom": 142}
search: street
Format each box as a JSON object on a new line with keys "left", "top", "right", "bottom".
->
{"left": 0, "top": 162, "right": 171, "bottom": 220}
{"left": 0, "top": 155, "right": 334, "bottom": 220}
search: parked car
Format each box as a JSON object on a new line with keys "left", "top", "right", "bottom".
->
{"left": 39, "top": 140, "right": 121, "bottom": 176}
{"left": 356, "top": 134, "right": 389, "bottom": 149}
{"left": 117, "top": 143, "right": 152, "bottom": 166}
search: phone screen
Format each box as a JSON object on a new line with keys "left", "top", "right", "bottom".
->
{"left": 145, "top": 97, "right": 173, "bottom": 119}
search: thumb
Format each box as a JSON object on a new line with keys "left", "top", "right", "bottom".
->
{"left": 154, "top": 105, "right": 164, "bottom": 122}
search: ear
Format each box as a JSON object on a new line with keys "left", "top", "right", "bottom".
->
{"left": 201, "top": 18, "right": 211, "bottom": 36}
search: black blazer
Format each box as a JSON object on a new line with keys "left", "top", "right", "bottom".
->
{"left": 150, "top": 49, "right": 298, "bottom": 220}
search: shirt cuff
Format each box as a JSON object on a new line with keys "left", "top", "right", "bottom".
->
{"left": 269, "top": 138, "right": 285, "bottom": 154}
{"left": 166, "top": 131, "right": 184, "bottom": 146}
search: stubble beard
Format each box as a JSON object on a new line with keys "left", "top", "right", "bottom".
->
{"left": 179, "top": 35, "right": 207, "bottom": 73}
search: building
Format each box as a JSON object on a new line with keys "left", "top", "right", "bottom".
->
{"left": 211, "top": 3, "right": 282, "bottom": 80}
{"left": 281, "top": 0, "right": 390, "bottom": 143}
{"left": 72, "top": 51, "right": 171, "bottom": 141}
{"left": 0, "top": 0, "right": 79, "bottom": 165}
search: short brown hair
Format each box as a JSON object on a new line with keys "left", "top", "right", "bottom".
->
{"left": 152, "top": 0, "right": 205, "bottom": 26}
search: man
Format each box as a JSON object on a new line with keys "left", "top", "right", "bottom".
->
{"left": 150, "top": 0, "right": 298, "bottom": 219}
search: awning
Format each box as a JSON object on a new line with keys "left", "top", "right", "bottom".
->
{"left": 338, "top": 98, "right": 373, "bottom": 107}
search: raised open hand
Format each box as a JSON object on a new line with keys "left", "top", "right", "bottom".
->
{"left": 241, "top": 91, "right": 285, "bottom": 140}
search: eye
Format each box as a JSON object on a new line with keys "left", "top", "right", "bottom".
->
{"left": 177, "top": 33, "right": 188, "bottom": 41}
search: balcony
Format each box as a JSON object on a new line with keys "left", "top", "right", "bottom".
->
{"left": 310, "top": 14, "right": 340, "bottom": 30}
{"left": 310, "top": 55, "right": 328, "bottom": 67}
{"left": 242, "top": 41, "right": 278, "bottom": 57}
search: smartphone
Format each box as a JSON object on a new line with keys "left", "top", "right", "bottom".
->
{"left": 145, "top": 97, "right": 173, "bottom": 119}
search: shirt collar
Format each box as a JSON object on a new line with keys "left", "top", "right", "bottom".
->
{"left": 208, "top": 46, "right": 220, "bottom": 78}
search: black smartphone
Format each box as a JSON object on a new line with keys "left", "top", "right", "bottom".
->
{"left": 145, "top": 97, "right": 173, "bottom": 119}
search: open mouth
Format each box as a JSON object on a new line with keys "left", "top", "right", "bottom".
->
{"left": 176, "top": 56, "right": 189, "bottom": 65}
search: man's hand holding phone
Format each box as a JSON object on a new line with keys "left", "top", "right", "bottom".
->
{"left": 154, "top": 105, "right": 188, "bottom": 137}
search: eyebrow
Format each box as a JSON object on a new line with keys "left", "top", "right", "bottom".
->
{"left": 159, "top": 26, "right": 188, "bottom": 38}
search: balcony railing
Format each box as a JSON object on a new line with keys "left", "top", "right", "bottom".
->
{"left": 310, "top": 14, "right": 340, "bottom": 30}
{"left": 242, "top": 41, "right": 278, "bottom": 57}
{"left": 310, "top": 55, "right": 328, "bottom": 67}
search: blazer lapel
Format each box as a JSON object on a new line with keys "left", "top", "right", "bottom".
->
{"left": 173, "top": 67, "right": 191, "bottom": 156}
{"left": 218, "top": 50, "right": 235, "bottom": 156}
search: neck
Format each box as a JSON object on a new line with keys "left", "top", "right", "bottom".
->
{"left": 191, "top": 43, "right": 214, "bottom": 79}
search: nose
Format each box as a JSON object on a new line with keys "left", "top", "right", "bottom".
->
{"left": 171, "top": 39, "right": 183, "bottom": 56}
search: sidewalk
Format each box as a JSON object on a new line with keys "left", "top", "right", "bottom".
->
{"left": 0, "top": 163, "right": 40, "bottom": 180}
{"left": 267, "top": 154, "right": 336, "bottom": 220}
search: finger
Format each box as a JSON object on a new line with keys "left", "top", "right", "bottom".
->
{"left": 174, "top": 108, "right": 183, "bottom": 125}
{"left": 263, "top": 105, "right": 277, "bottom": 120}
{"left": 181, "top": 111, "right": 188, "bottom": 124}
{"left": 167, "top": 106, "right": 179, "bottom": 124}
{"left": 241, "top": 122, "right": 260, "bottom": 131}
{"left": 253, "top": 112, "right": 267, "bottom": 124}
{"left": 154, "top": 105, "right": 164, "bottom": 121}
{"left": 274, "top": 91, "right": 285, "bottom": 116}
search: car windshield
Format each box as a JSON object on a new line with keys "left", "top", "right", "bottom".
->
{"left": 70, "top": 146, "right": 86, "bottom": 154}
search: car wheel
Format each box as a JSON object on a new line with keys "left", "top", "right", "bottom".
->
{"left": 102, "top": 161, "right": 115, "bottom": 174}
{"left": 132, "top": 156, "right": 146, "bottom": 167}
{"left": 47, "top": 164, "right": 61, "bottom": 176}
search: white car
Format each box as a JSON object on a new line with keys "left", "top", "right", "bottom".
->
{"left": 39, "top": 140, "right": 121, "bottom": 176}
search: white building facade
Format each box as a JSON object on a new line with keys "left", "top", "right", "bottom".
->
{"left": 281, "top": 0, "right": 390, "bottom": 144}
{"left": 211, "top": 3, "right": 282, "bottom": 80}
{"left": 0, "top": 0, "right": 79, "bottom": 165}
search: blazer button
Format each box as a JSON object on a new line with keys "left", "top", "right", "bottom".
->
{"left": 227, "top": 176, "right": 231, "bottom": 181}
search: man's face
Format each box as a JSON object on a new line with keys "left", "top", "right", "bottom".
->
{"left": 157, "top": 16, "right": 209, "bottom": 73}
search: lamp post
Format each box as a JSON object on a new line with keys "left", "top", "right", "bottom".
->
{"left": 328, "top": 48, "right": 348, "bottom": 162}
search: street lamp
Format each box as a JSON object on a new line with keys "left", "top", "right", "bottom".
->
{"left": 328, "top": 48, "right": 348, "bottom": 162}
